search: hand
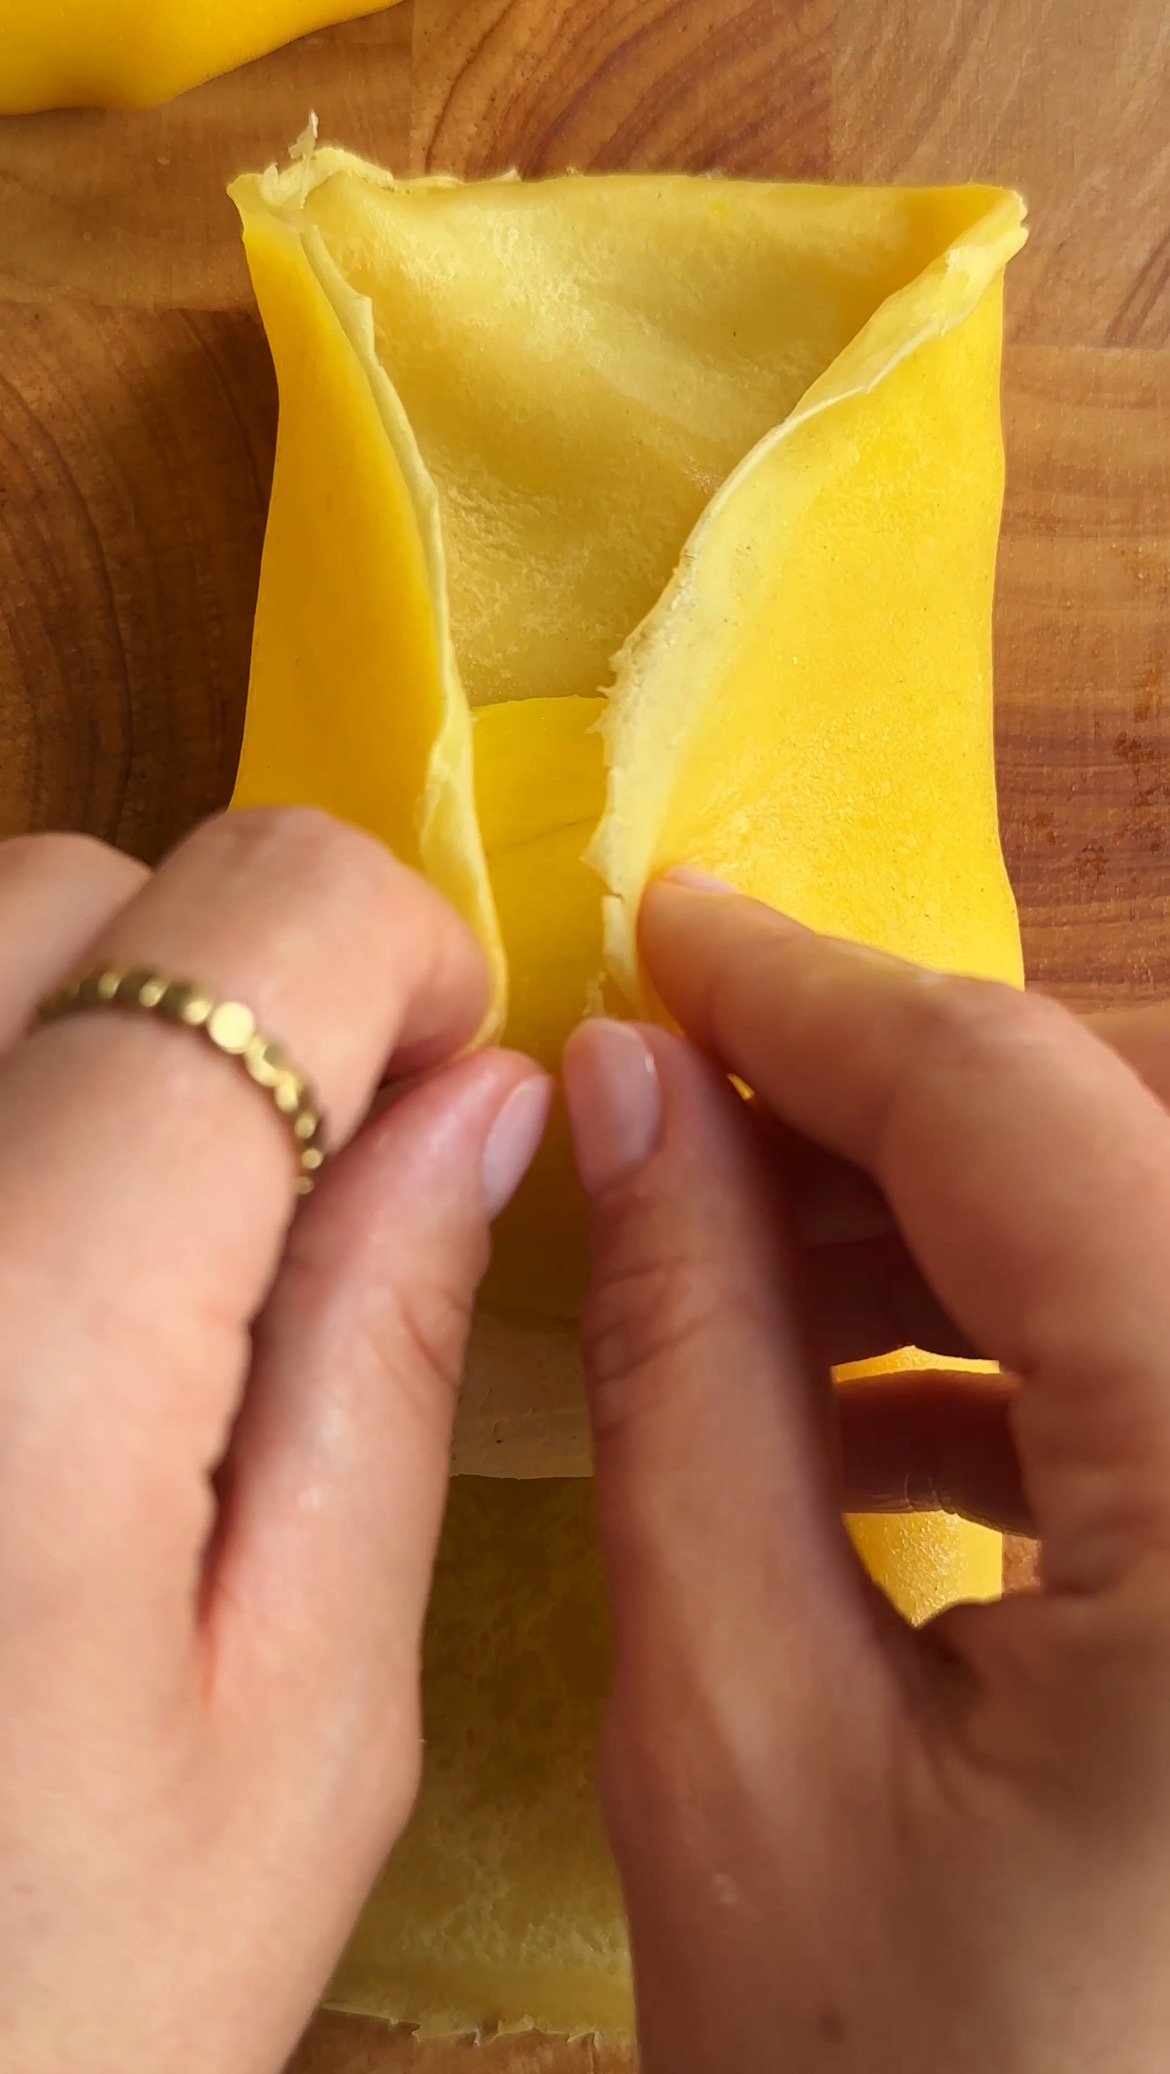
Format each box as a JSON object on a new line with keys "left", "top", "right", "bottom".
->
{"left": 562, "top": 875, "right": 1170, "bottom": 2074}
{"left": 0, "top": 810, "right": 550, "bottom": 2074}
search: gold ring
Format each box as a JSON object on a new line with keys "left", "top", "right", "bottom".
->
{"left": 37, "top": 968, "right": 328, "bottom": 1196}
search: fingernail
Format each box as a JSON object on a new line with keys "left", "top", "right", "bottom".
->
{"left": 661, "top": 865, "right": 738, "bottom": 894}
{"left": 481, "top": 1074, "right": 553, "bottom": 1221}
{"left": 563, "top": 1021, "right": 662, "bottom": 1196}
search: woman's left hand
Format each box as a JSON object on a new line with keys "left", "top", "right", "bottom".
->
{"left": 0, "top": 808, "right": 550, "bottom": 2074}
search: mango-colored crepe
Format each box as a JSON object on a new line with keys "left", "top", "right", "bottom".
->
{"left": 331, "top": 1479, "right": 630, "bottom": 2038}
{"left": 231, "top": 154, "right": 1021, "bottom": 2028}
{"left": 0, "top": 1, "right": 399, "bottom": 112}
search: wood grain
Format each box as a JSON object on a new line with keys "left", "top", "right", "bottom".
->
{"left": 0, "top": 303, "right": 273, "bottom": 852}
{"left": 0, "top": 9, "right": 412, "bottom": 308}
{"left": 833, "top": 0, "right": 1170, "bottom": 349}
{"left": 410, "top": 0, "right": 832, "bottom": 180}
{"left": 998, "top": 346, "right": 1170, "bottom": 1007}
{"left": 0, "top": 0, "right": 1165, "bottom": 2066}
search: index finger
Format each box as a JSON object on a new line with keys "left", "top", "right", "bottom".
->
{"left": 641, "top": 875, "right": 1170, "bottom": 1595}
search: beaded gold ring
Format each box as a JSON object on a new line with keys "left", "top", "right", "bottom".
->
{"left": 37, "top": 968, "right": 328, "bottom": 1196}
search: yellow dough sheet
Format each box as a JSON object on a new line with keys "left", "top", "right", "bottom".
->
{"left": 228, "top": 155, "right": 1024, "bottom": 2031}
{"left": 0, "top": 1, "right": 400, "bottom": 112}
{"left": 331, "top": 1479, "right": 629, "bottom": 2040}
{"left": 230, "top": 146, "right": 1022, "bottom": 1530}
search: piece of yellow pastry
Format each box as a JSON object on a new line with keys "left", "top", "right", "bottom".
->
{"left": 0, "top": 1, "right": 399, "bottom": 113}
{"left": 230, "top": 152, "right": 1025, "bottom": 2034}
{"left": 231, "top": 147, "right": 1022, "bottom": 1598}
{"left": 331, "top": 1477, "right": 629, "bottom": 2039}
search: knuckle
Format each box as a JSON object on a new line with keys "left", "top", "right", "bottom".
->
{"left": 905, "top": 972, "right": 1066, "bottom": 1070}
{"left": 283, "top": 1206, "right": 475, "bottom": 1430}
{"left": 212, "top": 805, "right": 398, "bottom": 908}
{"left": 582, "top": 1221, "right": 726, "bottom": 1433}
{"left": 875, "top": 977, "right": 1077, "bottom": 1170}
{"left": 710, "top": 909, "right": 787, "bottom": 1036}
{"left": 381, "top": 1268, "right": 473, "bottom": 1412}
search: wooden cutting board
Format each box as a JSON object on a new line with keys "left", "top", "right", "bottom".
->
{"left": 0, "top": 1, "right": 1167, "bottom": 2068}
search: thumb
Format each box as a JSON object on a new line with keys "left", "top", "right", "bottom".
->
{"left": 562, "top": 1022, "right": 881, "bottom": 1741}
{"left": 203, "top": 1048, "right": 551, "bottom": 1849}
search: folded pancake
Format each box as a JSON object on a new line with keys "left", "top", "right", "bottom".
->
{"left": 230, "top": 155, "right": 1025, "bottom": 2029}
{"left": 0, "top": 1, "right": 399, "bottom": 112}
{"left": 330, "top": 1478, "right": 628, "bottom": 2038}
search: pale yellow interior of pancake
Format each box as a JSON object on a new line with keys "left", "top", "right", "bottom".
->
{"left": 230, "top": 159, "right": 1024, "bottom": 2031}
{"left": 328, "top": 1479, "right": 630, "bottom": 2039}
{"left": 296, "top": 172, "right": 999, "bottom": 718}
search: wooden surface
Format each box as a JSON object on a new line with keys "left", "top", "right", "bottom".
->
{"left": 2, "top": 0, "right": 1168, "bottom": 997}
{"left": 0, "top": 1, "right": 1166, "bottom": 2067}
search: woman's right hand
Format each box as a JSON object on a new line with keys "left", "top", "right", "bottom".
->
{"left": 562, "top": 874, "right": 1170, "bottom": 2074}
